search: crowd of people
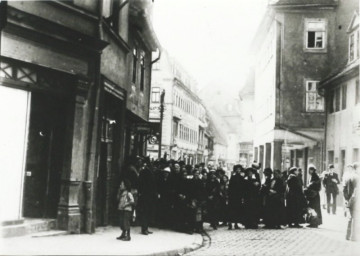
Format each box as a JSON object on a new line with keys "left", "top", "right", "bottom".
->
{"left": 115, "top": 156, "right": 359, "bottom": 242}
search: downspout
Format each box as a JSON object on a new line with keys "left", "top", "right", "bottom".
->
{"left": 84, "top": 0, "right": 104, "bottom": 234}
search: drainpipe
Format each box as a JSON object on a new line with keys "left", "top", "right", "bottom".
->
{"left": 84, "top": 0, "right": 104, "bottom": 234}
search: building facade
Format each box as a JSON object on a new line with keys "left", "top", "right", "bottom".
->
{"left": 238, "top": 69, "right": 256, "bottom": 167}
{"left": 319, "top": 7, "right": 360, "bottom": 180}
{"left": 0, "top": 0, "right": 159, "bottom": 236}
{"left": 147, "top": 50, "right": 207, "bottom": 164}
{"left": 250, "top": 0, "right": 341, "bottom": 181}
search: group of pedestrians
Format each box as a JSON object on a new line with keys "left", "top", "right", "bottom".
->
{"left": 116, "top": 156, "right": 359, "bottom": 242}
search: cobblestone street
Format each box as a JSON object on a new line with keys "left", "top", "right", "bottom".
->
{"left": 187, "top": 213, "right": 360, "bottom": 256}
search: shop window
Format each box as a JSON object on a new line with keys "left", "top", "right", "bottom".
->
{"left": 305, "top": 19, "right": 326, "bottom": 50}
{"left": 151, "top": 87, "right": 160, "bottom": 103}
{"left": 305, "top": 81, "right": 324, "bottom": 112}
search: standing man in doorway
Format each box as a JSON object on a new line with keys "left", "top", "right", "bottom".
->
{"left": 323, "top": 164, "right": 340, "bottom": 214}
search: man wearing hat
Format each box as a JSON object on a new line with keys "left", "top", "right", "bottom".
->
{"left": 323, "top": 164, "right": 340, "bottom": 214}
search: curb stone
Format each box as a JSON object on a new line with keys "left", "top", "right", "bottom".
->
{"left": 141, "top": 233, "right": 204, "bottom": 256}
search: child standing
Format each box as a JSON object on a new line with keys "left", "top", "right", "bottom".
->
{"left": 117, "top": 179, "right": 134, "bottom": 241}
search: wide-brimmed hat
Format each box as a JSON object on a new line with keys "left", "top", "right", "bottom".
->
{"left": 163, "top": 167, "right": 171, "bottom": 173}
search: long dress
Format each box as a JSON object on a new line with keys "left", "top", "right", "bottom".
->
{"left": 228, "top": 173, "right": 245, "bottom": 223}
{"left": 263, "top": 177, "right": 286, "bottom": 227}
{"left": 306, "top": 173, "right": 322, "bottom": 225}
{"left": 286, "top": 174, "right": 307, "bottom": 225}
{"left": 243, "top": 174, "right": 261, "bottom": 228}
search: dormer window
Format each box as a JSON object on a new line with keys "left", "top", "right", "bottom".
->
{"left": 347, "top": 12, "right": 359, "bottom": 63}
{"left": 349, "top": 30, "right": 359, "bottom": 62}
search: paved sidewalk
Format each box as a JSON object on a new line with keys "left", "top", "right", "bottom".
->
{"left": 0, "top": 226, "right": 203, "bottom": 255}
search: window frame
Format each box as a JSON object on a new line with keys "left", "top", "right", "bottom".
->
{"left": 132, "top": 48, "right": 138, "bottom": 84}
{"left": 305, "top": 80, "right": 324, "bottom": 112}
{"left": 349, "top": 29, "right": 359, "bottom": 63}
{"left": 304, "top": 18, "right": 327, "bottom": 53}
{"left": 140, "top": 52, "right": 145, "bottom": 91}
{"left": 151, "top": 87, "right": 160, "bottom": 103}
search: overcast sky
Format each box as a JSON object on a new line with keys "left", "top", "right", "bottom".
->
{"left": 153, "top": 0, "right": 267, "bottom": 94}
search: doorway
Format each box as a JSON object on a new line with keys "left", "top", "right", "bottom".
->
{"left": 23, "top": 92, "right": 69, "bottom": 218}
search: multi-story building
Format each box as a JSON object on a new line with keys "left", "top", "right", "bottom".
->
{"left": 0, "top": 0, "right": 159, "bottom": 237}
{"left": 250, "top": 0, "right": 341, "bottom": 180}
{"left": 148, "top": 50, "right": 207, "bottom": 164}
{"left": 319, "top": 2, "right": 359, "bottom": 179}
{"left": 238, "top": 69, "right": 256, "bottom": 167}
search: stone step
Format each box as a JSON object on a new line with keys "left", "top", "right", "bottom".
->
{"left": 31, "top": 230, "right": 68, "bottom": 238}
{"left": 1, "top": 218, "right": 57, "bottom": 238}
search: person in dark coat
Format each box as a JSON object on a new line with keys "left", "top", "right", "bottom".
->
{"left": 227, "top": 165, "right": 245, "bottom": 230}
{"left": 260, "top": 168, "right": 274, "bottom": 228}
{"left": 206, "top": 171, "right": 221, "bottom": 230}
{"left": 189, "top": 169, "right": 207, "bottom": 233}
{"left": 243, "top": 167, "right": 261, "bottom": 229}
{"left": 173, "top": 170, "right": 192, "bottom": 233}
{"left": 137, "top": 159, "right": 157, "bottom": 235}
{"left": 323, "top": 164, "right": 340, "bottom": 214}
{"left": 286, "top": 167, "right": 307, "bottom": 228}
{"left": 156, "top": 167, "right": 172, "bottom": 228}
{"left": 270, "top": 169, "right": 287, "bottom": 227}
{"left": 304, "top": 165, "right": 322, "bottom": 227}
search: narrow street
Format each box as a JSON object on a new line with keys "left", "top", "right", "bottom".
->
{"left": 187, "top": 213, "right": 360, "bottom": 256}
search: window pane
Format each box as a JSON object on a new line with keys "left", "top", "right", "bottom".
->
{"left": 308, "top": 32, "right": 315, "bottom": 48}
{"left": 342, "top": 84, "right": 347, "bottom": 110}
{"left": 335, "top": 87, "right": 341, "bottom": 112}
{"left": 315, "top": 32, "right": 324, "bottom": 48}
{"left": 350, "top": 34, "right": 355, "bottom": 62}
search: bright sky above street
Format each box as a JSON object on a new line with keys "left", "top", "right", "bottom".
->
{"left": 153, "top": 0, "right": 267, "bottom": 94}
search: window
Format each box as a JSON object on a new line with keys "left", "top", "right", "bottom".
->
{"left": 341, "top": 84, "right": 347, "bottom": 110}
{"left": 335, "top": 87, "right": 341, "bottom": 112}
{"left": 328, "top": 150, "right": 334, "bottom": 165}
{"left": 349, "top": 30, "right": 359, "bottom": 62}
{"left": 349, "top": 33, "right": 355, "bottom": 62}
{"left": 305, "top": 19, "right": 326, "bottom": 50}
{"left": 356, "top": 79, "right": 360, "bottom": 105}
{"left": 132, "top": 48, "right": 137, "bottom": 83}
{"left": 173, "top": 119, "right": 179, "bottom": 138}
{"left": 305, "top": 81, "right": 324, "bottom": 112}
{"left": 140, "top": 52, "right": 145, "bottom": 91}
{"left": 353, "top": 148, "right": 359, "bottom": 162}
{"left": 328, "top": 90, "right": 335, "bottom": 113}
{"left": 151, "top": 87, "right": 160, "bottom": 103}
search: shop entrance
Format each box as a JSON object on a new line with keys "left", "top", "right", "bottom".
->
{"left": 96, "top": 93, "right": 124, "bottom": 226}
{"left": 23, "top": 92, "right": 70, "bottom": 218}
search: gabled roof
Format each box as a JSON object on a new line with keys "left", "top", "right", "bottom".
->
{"left": 347, "top": 11, "right": 359, "bottom": 33}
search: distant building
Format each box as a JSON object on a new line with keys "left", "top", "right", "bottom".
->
{"left": 239, "top": 69, "right": 256, "bottom": 167}
{"left": 319, "top": 8, "right": 360, "bottom": 179}
{"left": 250, "top": 0, "right": 341, "bottom": 180}
{"left": 147, "top": 50, "right": 207, "bottom": 164}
